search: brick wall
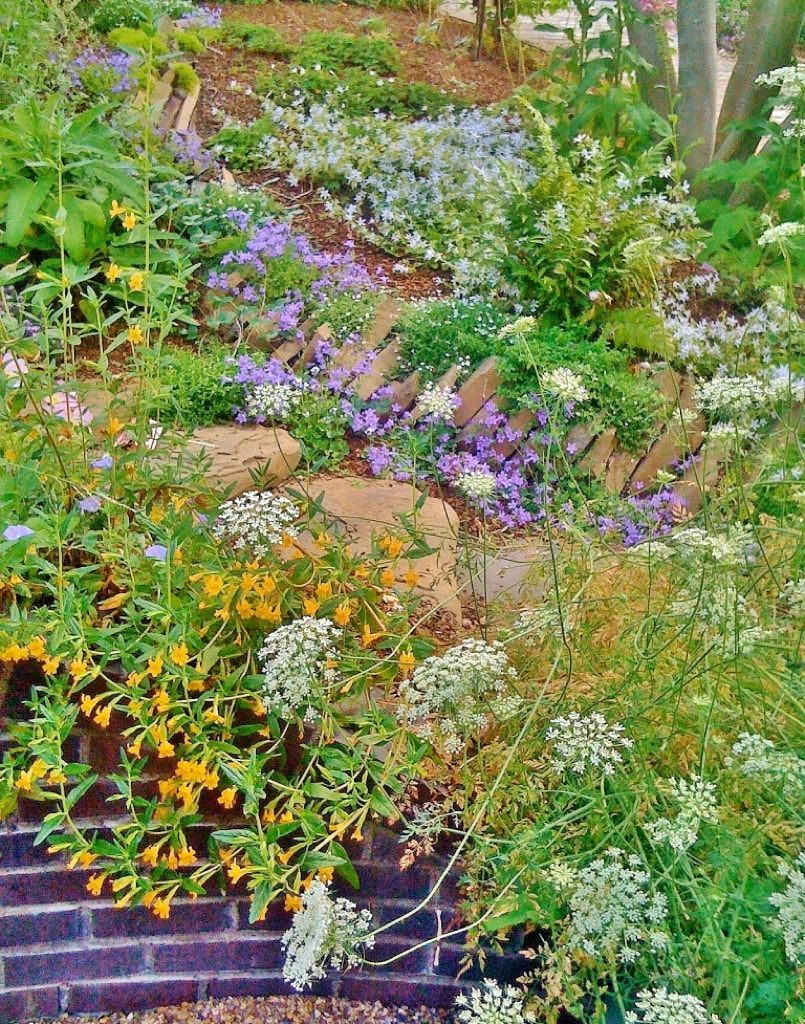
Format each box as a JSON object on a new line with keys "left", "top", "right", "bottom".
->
{"left": 0, "top": 721, "right": 522, "bottom": 1021}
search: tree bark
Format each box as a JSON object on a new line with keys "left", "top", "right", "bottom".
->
{"left": 676, "top": 0, "right": 719, "bottom": 177}
{"left": 713, "top": 0, "right": 805, "bottom": 164}
{"left": 624, "top": 1, "right": 677, "bottom": 122}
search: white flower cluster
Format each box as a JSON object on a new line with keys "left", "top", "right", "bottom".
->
{"left": 626, "top": 988, "right": 722, "bottom": 1024}
{"left": 725, "top": 733, "right": 805, "bottom": 794}
{"left": 756, "top": 63, "right": 805, "bottom": 101}
{"left": 758, "top": 221, "right": 805, "bottom": 249}
{"left": 418, "top": 382, "right": 460, "bottom": 422}
{"left": 645, "top": 774, "right": 718, "bottom": 852}
{"left": 258, "top": 617, "right": 339, "bottom": 722}
{"left": 245, "top": 379, "right": 307, "bottom": 421}
{"left": 454, "top": 981, "right": 536, "bottom": 1024}
{"left": 212, "top": 490, "right": 300, "bottom": 557}
{"left": 546, "top": 712, "right": 633, "bottom": 777}
{"left": 670, "top": 525, "right": 754, "bottom": 568}
{"left": 498, "top": 316, "right": 537, "bottom": 339}
{"left": 542, "top": 367, "right": 590, "bottom": 404}
{"left": 397, "top": 638, "right": 518, "bottom": 755}
{"left": 555, "top": 847, "right": 668, "bottom": 963}
{"left": 282, "top": 879, "right": 374, "bottom": 990}
{"left": 696, "top": 373, "right": 791, "bottom": 421}
{"left": 669, "top": 579, "right": 766, "bottom": 656}
{"left": 457, "top": 468, "right": 497, "bottom": 503}
{"left": 769, "top": 851, "right": 805, "bottom": 964}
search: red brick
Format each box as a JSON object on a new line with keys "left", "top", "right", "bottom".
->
{"left": 0, "top": 866, "right": 93, "bottom": 905}
{"left": 0, "top": 986, "right": 61, "bottom": 1019}
{"left": 0, "top": 906, "right": 81, "bottom": 946}
{"left": 64, "top": 977, "right": 199, "bottom": 1014}
{"left": 91, "top": 898, "right": 233, "bottom": 938}
{"left": 152, "top": 935, "right": 283, "bottom": 974}
{"left": 353, "top": 864, "right": 433, "bottom": 900}
{"left": 206, "top": 972, "right": 340, "bottom": 999}
{"left": 4, "top": 942, "right": 147, "bottom": 987}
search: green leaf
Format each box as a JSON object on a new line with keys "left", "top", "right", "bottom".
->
{"left": 5, "top": 176, "right": 53, "bottom": 247}
{"left": 62, "top": 197, "right": 86, "bottom": 261}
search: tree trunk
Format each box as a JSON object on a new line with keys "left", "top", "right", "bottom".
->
{"left": 676, "top": 0, "right": 719, "bottom": 177}
{"left": 713, "top": 0, "right": 805, "bottom": 164}
{"left": 624, "top": 1, "right": 677, "bottom": 122}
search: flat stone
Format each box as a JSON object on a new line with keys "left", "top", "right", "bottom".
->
{"left": 363, "top": 296, "right": 401, "bottom": 348}
{"left": 564, "top": 422, "right": 597, "bottom": 460}
{"left": 354, "top": 340, "right": 402, "bottom": 401}
{"left": 453, "top": 357, "right": 499, "bottom": 428}
{"left": 186, "top": 425, "right": 301, "bottom": 496}
{"left": 577, "top": 428, "right": 617, "bottom": 478}
{"left": 671, "top": 437, "right": 730, "bottom": 515}
{"left": 604, "top": 448, "right": 641, "bottom": 494}
{"left": 297, "top": 476, "right": 462, "bottom": 633}
{"left": 457, "top": 538, "right": 549, "bottom": 615}
{"left": 387, "top": 370, "right": 421, "bottom": 412}
{"left": 629, "top": 375, "right": 705, "bottom": 489}
{"left": 492, "top": 408, "right": 536, "bottom": 460}
{"left": 174, "top": 81, "right": 201, "bottom": 132}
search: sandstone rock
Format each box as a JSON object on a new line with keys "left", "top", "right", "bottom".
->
{"left": 453, "top": 357, "right": 499, "bottom": 428}
{"left": 296, "top": 476, "right": 462, "bottom": 633}
{"left": 354, "top": 340, "right": 402, "bottom": 401}
{"left": 577, "top": 428, "right": 617, "bottom": 478}
{"left": 457, "top": 538, "right": 549, "bottom": 614}
{"left": 187, "top": 425, "right": 301, "bottom": 496}
{"left": 363, "top": 296, "right": 401, "bottom": 347}
{"left": 387, "top": 370, "right": 421, "bottom": 412}
{"left": 174, "top": 81, "right": 201, "bottom": 132}
{"left": 492, "top": 408, "right": 536, "bottom": 459}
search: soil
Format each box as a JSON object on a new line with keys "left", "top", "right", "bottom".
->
{"left": 192, "top": 1, "right": 535, "bottom": 300}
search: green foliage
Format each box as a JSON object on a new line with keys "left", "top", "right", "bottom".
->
{"left": 139, "top": 345, "right": 241, "bottom": 429}
{"left": 397, "top": 297, "right": 509, "bottom": 381}
{"left": 80, "top": 0, "right": 195, "bottom": 32}
{"left": 211, "top": 115, "right": 281, "bottom": 172}
{"left": 497, "top": 322, "right": 662, "bottom": 451}
{"left": 312, "top": 291, "right": 381, "bottom": 343}
{"left": 170, "top": 60, "right": 199, "bottom": 93}
{"left": 220, "top": 19, "right": 292, "bottom": 56}
{"left": 0, "top": 99, "right": 143, "bottom": 264}
{"left": 602, "top": 305, "right": 672, "bottom": 360}
{"left": 256, "top": 65, "right": 462, "bottom": 119}
{"left": 295, "top": 30, "right": 401, "bottom": 75}
{"left": 107, "top": 27, "right": 169, "bottom": 55}
{"left": 503, "top": 111, "right": 699, "bottom": 322}
{"left": 0, "top": 0, "right": 79, "bottom": 106}
{"left": 172, "top": 29, "right": 206, "bottom": 55}
{"left": 288, "top": 391, "right": 351, "bottom": 470}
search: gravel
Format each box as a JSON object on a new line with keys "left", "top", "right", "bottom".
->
{"left": 33, "top": 996, "right": 450, "bottom": 1024}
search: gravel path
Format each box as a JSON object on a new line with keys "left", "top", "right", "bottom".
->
{"left": 31, "top": 997, "right": 450, "bottom": 1024}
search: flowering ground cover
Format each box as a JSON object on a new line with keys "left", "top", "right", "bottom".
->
{"left": 0, "top": 1, "right": 803, "bottom": 1023}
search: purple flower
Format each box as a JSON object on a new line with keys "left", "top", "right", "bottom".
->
{"left": 3, "top": 524, "right": 34, "bottom": 542}
{"left": 91, "top": 454, "right": 114, "bottom": 470}
{"left": 78, "top": 495, "right": 103, "bottom": 514}
{"left": 144, "top": 544, "right": 168, "bottom": 561}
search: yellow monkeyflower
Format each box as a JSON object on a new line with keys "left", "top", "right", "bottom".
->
{"left": 105, "top": 263, "right": 122, "bottom": 283}
{"left": 333, "top": 601, "right": 351, "bottom": 627}
{"left": 380, "top": 568, "right": 396, "bottom": 588}
{"left": 170, "top": 642, "right": 189, "bottom": 667}
{"left": 127, "top": 324, "right": 144, "bottom": 346}
{"left": 147, "top": 654, "right": 163, "bottom": 677}
{"left": 303, "top": 597, "right": 320, "bottom": 617}
{"left": 404, "top": 568, "right": 419, "bottom": 588}
{"left": 218, "top": 787, "right": 237, "bottom": 810}
{"left": 284, "top": 894, "right": 303, "bottom": 913}
{"left": 27, "top": 636, "right": 46, "bottom": 659}
{"left": 178, "top": 846, "right": 197, "bottom": 867}
{"left": 86, "top": 874, "right": 105, "bottom": 896}
{"left": 122, "top": 211, "right": 137, "bottom": 230}
{"left": 398, "top": 650, "right": 416, "bottom": 675}
{"left": 69, "top": 657, "right": 89, "bottom": 681}
{"left": 128, "top": 270, "right": 145, "bottom": 291}
{"left": 94, "top": 705, "right": 111, "bottom": 729}
{"left": 203, "top": 574, "right": 224, "bottom": 597}
{"left": 42, "top": 655, "right": 60, "bottom": 675}
{"left": 109, "top": 200, "right": 126, "bottom": 218}
{"left": 152, "top": 896, "right": 171, "bottom": 919}
{"left": 157, "top": 739, "right": 175, "bottom": 759}
{"left": 317, "top": 866, "right": 334, "bottom": 883}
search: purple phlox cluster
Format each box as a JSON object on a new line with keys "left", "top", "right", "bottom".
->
{"left": 69, "top": 46, "right": 135, "bottom": 95}
{"left": 167, "top": 128, "right": 215, "bottom": 171}
{"left": 595, "top": 489, "right": 685, "bottom": 547}
{"left": 176, "top": 5, "right": 222, "bottom": 29}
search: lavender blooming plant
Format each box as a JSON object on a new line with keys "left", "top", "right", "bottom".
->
{"left": 68, "top": 47, "right": 136, "bottom": 99}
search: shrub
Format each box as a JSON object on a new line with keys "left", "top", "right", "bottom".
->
{"left": 172, "top": 28, "right": 206, "bottom": 54}
{"left": 139, "top": 345, "right": 242, "bottom": 429}
{"left": 497, "top": 322, "right": 662, "bottom": 452}
{"left": 295, "top": 29, "right": 401, "bottom": 74}
{"left": 107, "top": 27, "right": 170, "bottom": 55}
{"left": 170, "top": 60, "right": 199, "bottom": 93}
{"left": 220, "top": 20, "right": 292, "bottom": 56}
{"left": 397, "top": 297, "right": 509, "bottom": 381}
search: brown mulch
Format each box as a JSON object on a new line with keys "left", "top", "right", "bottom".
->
{"left": 29, "top": 996, "right": 449, "bottom": 1024}
{"left": 192, "top": 1, "right": 540, "bottom": 300}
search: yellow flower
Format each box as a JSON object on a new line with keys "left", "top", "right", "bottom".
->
{"left": 236, "top": 597, "right": 254, "bottom": 619}
{"left": 152, "top": 690, "right": 171, "bottom": 714}
{"left": 317, "top": 866, "right": 334, "bottom": 883}
{"left": 380, "top": 568, "right": 396, "bottom": 588}
{"left": 284, "top": 894, "right": 303, "bottom": 913}
{"left": 351, "top": 826, "right": 364, "bottom": 843}
{"left": 27, "top": 636, "right": 46, "bottom": 659}
{"left": 152, "top": 896, "right": 171, "bottom": 919}
{"left": 404, "top": 568, "right": 419, "bottom": 588}
{"left": 203, "top": 770, "right": 219, "bottom": 791}
{"left": 361, "top": 624, "right": 384, "bottom": 647}
{"left": 48, "top": 768, "right": 67, "bottom": 785}
{"left": 94, "top": 705, "right": 111, "bottom": 729}
{"left": 105, "top": 263, "right": 122, "bottom": 283}
{"left": 109, "top": 200, "right": 126, "bottom": 218}
{"left": 178, "top": 846, "right": 196, "bottom": 867}
{"left": 262, "top": 806, "right": 276, "bottom": 825}
{"left": 122, "top": 211, "right": 137, "bottom": 230}
{"left": 218, "top": 787, "right": 237, "bottom": 810}
{"left": 141, "top": 845, "right": 160, "bottom": 867}
{"left": 147, "top": 654, "right": 163, "bottom": 677}
{"left": 80, "top": 694, "right": 98, "bottom": 717}
{"left": 334, "top": 601, "right": 351, "bottom": 627}
{"left": 127, "top": 324, "right": 144, "bottom": 346}
{"left": 86, "top": 874, "right": 105, "bottom": 896}
{"left": 14, "top": 770, "right": 34, "bottom": 792}
{"left": 165, "top": 849, "right": 178, "bottom": 870}
{"left": 316, "top": 581, "right": 333, "bottom": 600}
{"left": 157, "top": 739, "right": 175, "bottom": 759}
{"left": 69, "top": 657, "right": 89, "bottom": 681}
{"left": 170, "top": 642, "right": 189, "bottom": 667}
{"left": 128, "top": 270, "right": 145, "bottom": 291}
{"left": 279, "top": 811, "right": 294, "bottom": 824}
{"left": 398, "top": 650, "right": 416, "bottom": 675}
{"left": 381, "top": 536, "right": 404, "bottom": 558}
{"left": 303, "top": 597, "right": 320, "bottom": 616}
{"left": 203, "top": 574, "right": 224, "bottom": 597}
{"left": 126, "top": 739, "right": 142, "bottom": 758}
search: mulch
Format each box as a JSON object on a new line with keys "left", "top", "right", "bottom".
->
{"left": 29, "top": 997, "right": 449, "bottom": 1024}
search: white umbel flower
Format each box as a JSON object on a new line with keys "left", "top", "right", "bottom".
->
{"left": 282, "top": 879, "right": 374, "bottom": 990}
{"left": 625, "top": 987, "right": 722, "bottom": 1024}
{"left": 498, "top": 316, "right": 537, "bottom": 339}
{"left": 557, "top": 847, "right": 669, "bottom": 963}
{"left": 645, "top": 774, "right": 718, "bottom": 852}
{"left": 397, "top": 638, "right": 518, "bottom": 755}
{"left": 769, "top": 851, "right": 805, "bottom": 964}
{"left": 546, "top": 711, "right": 633, "bottom": 777}
{"left": 418, "top": 382, "right": 460, "bottom": 422}
{"left": 542, "top": 367, "right": 590, "bottom": 404}
{"left": 725, "top": 733, "right": 805, "bottom": 794}
{"left": 454, "top": 980, "right": 536, "bottom": 1024}
{"left": 456, "top": 468, "right": 497, "bottom": 503}
{"left": 212, "top": 490, "right": 300, "bottom": 558}
{"left": 258, "top": 617, "right": 339, "bottom": 722}
{"left": 758, "top": 221, "right": 805, "bottom": 249}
